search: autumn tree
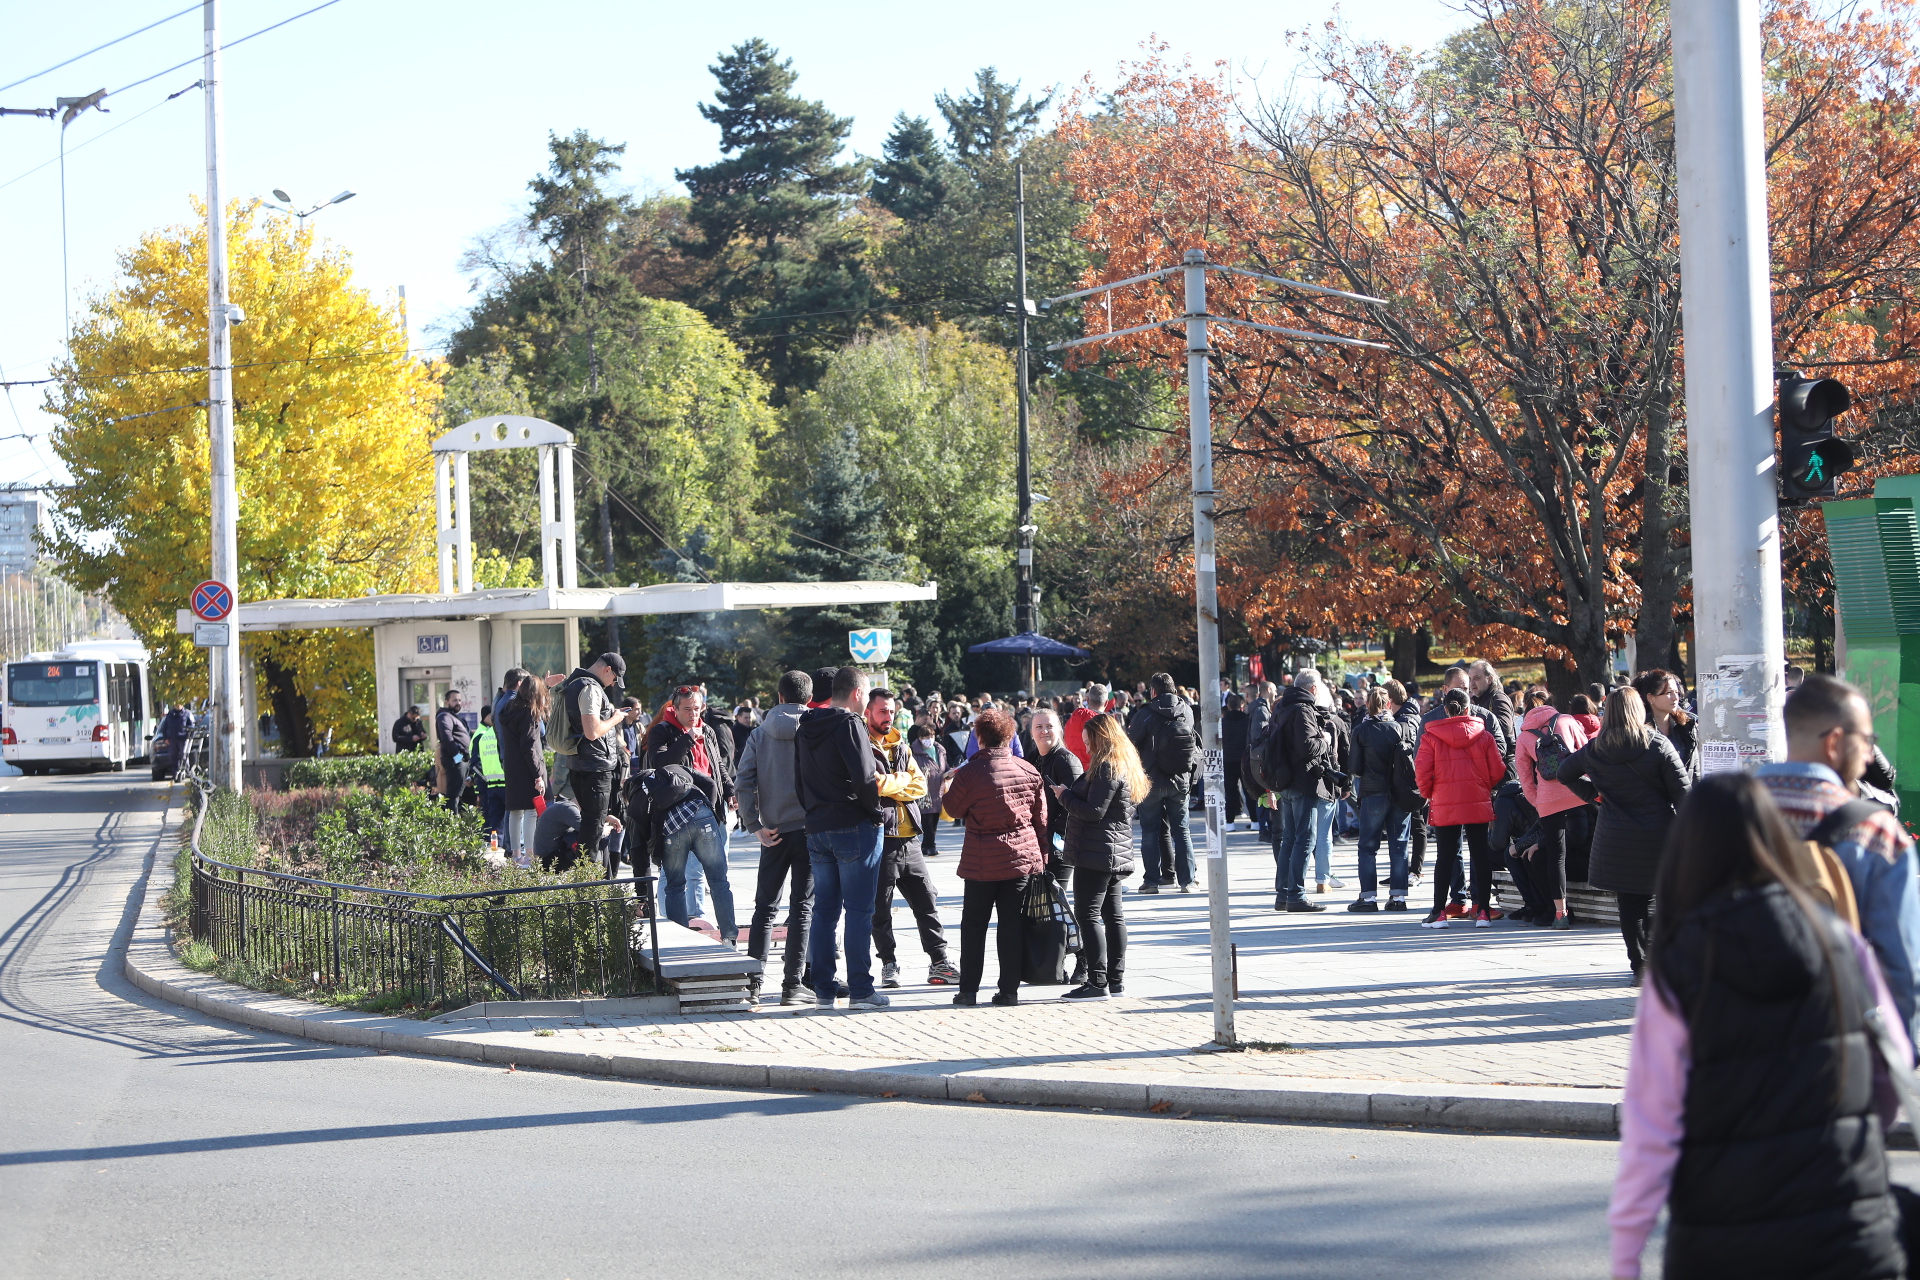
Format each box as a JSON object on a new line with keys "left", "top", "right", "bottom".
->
{"left": 47, "top": 203, "right": 438, "bottom": 753}
{"left": 1057, "top": 0, "right": 1920, "bottom": 689}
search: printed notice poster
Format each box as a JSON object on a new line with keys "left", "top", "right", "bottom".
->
{"left": 1705, "top": 652, "right": 1777, "bottom": 769}
{"left": 1700, "top": 740, "right": 1743, "bottom": 775}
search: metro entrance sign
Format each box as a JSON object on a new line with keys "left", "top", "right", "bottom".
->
{"left": 191, "top": 580, "right": 234, "bottom": 622}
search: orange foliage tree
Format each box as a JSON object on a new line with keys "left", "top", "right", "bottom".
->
{"left": 1055, "top": 0, "right": 1920, "bottom": 689}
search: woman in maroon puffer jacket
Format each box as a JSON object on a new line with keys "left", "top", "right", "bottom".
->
{"left": 940, "top": 708, "right": 1049, "bottom": 1006}
{"left": 1414, "top": 687, "right": 1507, "bottom": 930}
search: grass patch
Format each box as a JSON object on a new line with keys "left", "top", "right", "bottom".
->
{"left": 178, "top": 939, "right": 218, "bottom": 971}
{"left": 1241, "top": 1040, "right": 1308, "bottom": 1054}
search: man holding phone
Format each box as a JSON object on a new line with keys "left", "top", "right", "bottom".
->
{"left": 560, "top": 652, "right": 638, "bottom": 875}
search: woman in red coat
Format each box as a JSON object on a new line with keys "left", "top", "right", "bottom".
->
{"left": 1415, "top": 687, "right": 1507, "bottom": 929}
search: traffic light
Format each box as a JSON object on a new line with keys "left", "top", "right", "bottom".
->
{"left": 1777, "top": 372, "right": 1855, "bottom": 503}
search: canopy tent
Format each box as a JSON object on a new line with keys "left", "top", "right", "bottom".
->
{"left": 966, "top": 631, "right": 1091, "bottom": 658}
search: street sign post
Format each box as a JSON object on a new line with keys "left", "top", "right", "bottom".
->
{"left": 193, "top": 622, "right": 230, "bottom": 648}
{"left": 191, "top": 580, "right": 234, "bottom": 622}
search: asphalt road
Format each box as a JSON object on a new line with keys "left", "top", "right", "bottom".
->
{"left": 0, "top": 769, "right": 1649, "bottom": 1279}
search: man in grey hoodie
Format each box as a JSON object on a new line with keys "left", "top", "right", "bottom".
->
{"left": 736, "top": 669, "right": 816, "bottom": 1005}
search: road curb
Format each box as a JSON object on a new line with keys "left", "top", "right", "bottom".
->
{"left": 124, "top": 886, "right": 1621, "bottom": 1135}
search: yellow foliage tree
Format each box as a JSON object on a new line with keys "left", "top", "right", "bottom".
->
{"left": 45, "top": 201, "right": 440, "bottom": 754}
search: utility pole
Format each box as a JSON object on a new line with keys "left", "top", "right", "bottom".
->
{"left": 1012, "top": 164, "right": 1039, "bottom": 696}
{"left": 204, "top": 0, "right": 242, "bottom": 791}
{"left": 1043, "top": 254, "right": 1388, "bottom": 1046}
{"left": 1671, "top": 0, "right": 1785, "bottom": 767}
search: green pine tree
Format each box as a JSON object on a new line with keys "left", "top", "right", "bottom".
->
{"left": 871, "top": 114, "right": 952, "bottom": 223}
{"left": 676, "top": 39, "right": 873, "bottom": 398}
{"left": 780, "top": 424, "right": 908, "bottom": 670}
{"left": 936, "top": 68, "right": 1050, "bottom": 176}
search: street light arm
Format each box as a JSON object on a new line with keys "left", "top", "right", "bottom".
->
{"left": 1045, "top": 319, "right": 1183, "bottom": 352}
{"left": 1041, "top": 266, "right": 1183, "bottom": 308}
{"left": 1207, "top": 263, "right": 1390, "bottom": 307}
{"left": 1213, "top": 316, "right": 1396, "bottom": 352}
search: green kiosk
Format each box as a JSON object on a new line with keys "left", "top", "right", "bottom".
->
{"left": 1824, "top": 473, "right": 1920, "bottom": 817}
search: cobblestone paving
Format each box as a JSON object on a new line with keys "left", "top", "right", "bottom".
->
{"left": 490, "top": 824, "right": 1637, "bottom": 1089}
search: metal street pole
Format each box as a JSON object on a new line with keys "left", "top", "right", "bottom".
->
{"left": 1672, "top": 0, "right": 1785, "bottom": 766}
{"left": 204, "top": 0, "right": 242, "bottom": 790}
{"left": 1182, "top": 251, "right": 1234, "bottom": 1046}
{"left": 1013, "top": 163, "right": 1038, "bottom": 696}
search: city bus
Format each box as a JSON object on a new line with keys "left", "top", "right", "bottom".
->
{"left": 2, "top": 641, "right": 153, "bottom": 775}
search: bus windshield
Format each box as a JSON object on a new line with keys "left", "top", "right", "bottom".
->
{"left": 7, "top": 663, "right": 98, "bottom": 707}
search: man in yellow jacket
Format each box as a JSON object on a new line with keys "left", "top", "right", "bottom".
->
{"left": 867, "top": 688, "right": 959, "bottom": 988}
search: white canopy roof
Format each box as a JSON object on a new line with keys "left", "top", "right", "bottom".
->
{"left": 176, "top": 580, "right": 938, "bottom": 634}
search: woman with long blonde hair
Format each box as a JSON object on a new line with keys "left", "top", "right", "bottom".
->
{"left": 1053, "top": 713, "right": 1150, "bottom": 1000}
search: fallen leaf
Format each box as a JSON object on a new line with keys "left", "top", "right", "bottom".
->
{"left": 966, "top": 1091, "right": 987, "bottom": 1103}
{"left": 1149, "top": 1101, "right": 1173, "bottom": 1113}
{"left": 881, "top": 1091, "right": 899, "bottom": 1098}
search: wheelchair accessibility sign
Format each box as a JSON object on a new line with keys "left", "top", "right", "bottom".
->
{"left": 848, "top": 629, "right": 893, "bottom": 664}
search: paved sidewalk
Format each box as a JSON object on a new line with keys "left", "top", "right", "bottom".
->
{"left": 485, "top": 819, "right": 1638, "bottom": 1091}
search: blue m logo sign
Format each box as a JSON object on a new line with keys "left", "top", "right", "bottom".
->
{"left": 848, "top": 629, "right": 893, "bottom": 664}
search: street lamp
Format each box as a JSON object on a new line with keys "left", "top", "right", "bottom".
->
{"left": 262, "top": 187, "right": 356, "bottom": 226}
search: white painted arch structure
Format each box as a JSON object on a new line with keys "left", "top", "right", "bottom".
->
{"left": 175, "top": 417, "right": 937, "bottom": 754}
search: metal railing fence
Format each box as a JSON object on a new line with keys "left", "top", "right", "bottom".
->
{"left": 182, "top": 775, "right": 661, "bottom": 1010}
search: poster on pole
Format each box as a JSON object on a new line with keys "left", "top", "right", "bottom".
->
{"left": 1699, "top": 652, "right": 1774, "bottom": 772}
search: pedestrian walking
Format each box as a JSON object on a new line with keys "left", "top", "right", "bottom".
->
{"left": 1127, "top": 673, "right": 1199, "bottom": 894}
{"left": 1759, "top": 673, "right": 1920, "bottom": 1043}
{"left": 736, "top": 670, "right": 816, "bottom": 1005}
{"left": 1221, "top": 692, "right": 1250, "bottom": 828}
{"left": 1557, "top": 688, "right": 1690, "bottom": 981}
{"left": 1513, "top": 690, "right": 1592, "bottom": 928}
{"left": 1610, "top": 772, "right": 1911, "bottom": 1280}
{"left": 796, "top": 666, "right": 887, "bottom": 1010}
{"left": 471, "top": 702, "right": 506, "bottom": 838}
{"left": 554, "top": 654, "right": 639, "bottom": 875}
{"left": 645, "top": 685, "right": 737, "bottom": 945}
{"left": 1415, "top": 687, "right": 1506, "bottom": 928}
{"left": 1028, "top": 708, "right": 1083, "bottom": 884}
{"left": 866, "top": 688, "right": 959, "bottom": 990}
{"left": 1347, "top": 686, "right": 1415, "bottom": 912}
{"left": 435, "top": 690, "right": 471, "bottom": 813}
{"left": 497, "top": 675, "right": 547, "bottom": 866}
{"left": 909, "top": 724, "right": 946, "bottom": 858}
{"left": 940, "top": 708, "right": 1048, "bottom": 1007}
{"left": 392, "top": 704, "right": 427, "bottom": 753}
{"left": 1056, "top": 713, "right": 1148, "bottom": 1000}
{"left": 157, "top": 703, "right": 194, "bottom": 780}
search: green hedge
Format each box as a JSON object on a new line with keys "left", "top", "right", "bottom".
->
{"left": 284, "top": 754, "right": 433, "bottom": 793}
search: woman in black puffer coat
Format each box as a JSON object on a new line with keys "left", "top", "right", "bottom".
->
{"left": 1557, "top": 688, "right": 1690, "bottom": 981}
{"left": 1054, "top": 713, "right": 1149, "bottom": 1000}
{"left": 1611, "top": 773, "right": 1909, "bottom": 1280}
{"left": 496, "top": 675, "right": 548, "bottom": 862}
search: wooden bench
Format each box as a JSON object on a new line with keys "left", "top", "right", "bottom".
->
{"left": 1492, "top": 869, "right": 1622, "bottom": 926}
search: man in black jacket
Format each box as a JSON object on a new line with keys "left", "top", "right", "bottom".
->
{"left": 1221, "top": 693, "right": 1250, "bottom": 829}
{"left": 1272, "top": 670, "right": 1335, "bottom": 912}
{"left": 1127, "top": 673, "right": 1199, "bottom": 893}
{"left": 1391, "top": 679, "right": 1430, "bottom": 880}
{"left": 392, "top": 706, "right": 428, "bottom": 753}
{"left": 1468, "top": 660, "right": 1517, "bottom": 767}
{"left": 794, "top": 666, "right": 887, "bottom": 1010}
{"left": 434, "top": 691, "right": 471, "bottom": 813}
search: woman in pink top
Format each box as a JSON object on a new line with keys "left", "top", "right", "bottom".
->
{"left": 1610, "top": 774, "right": 1909, "bottom": 1280}
{"left": 1513, "top": 690, "right": 1591, "bottom": 928}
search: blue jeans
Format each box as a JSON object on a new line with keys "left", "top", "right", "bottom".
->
{"left": 1355, "top": 793, "right": 1410, "bottom": 897}
{"left": 807, "top": 822, "right": 885, "bottom": 1001}
{"left": 1312, "top": 800, "right": 1336, "bottom": 882}
{"left": 1137, "top": 777, "right": 1196, "bottom": 886}
{"left": 663, "top": 811, "right": 735, "bottom": 941}
{"left": 1272, "top": 790, "right": 1331, "bottom": 903}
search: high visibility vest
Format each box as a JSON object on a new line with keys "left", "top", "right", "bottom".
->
{"left": 472, "top": 723, "right": 503, "bottom": 783}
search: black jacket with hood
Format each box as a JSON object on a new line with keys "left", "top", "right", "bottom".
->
{"left": 1128, "top": 694, "right": 1200, "bottom": 786}
{"left": 794, "top": 705, "right": 881, "bottom": 831}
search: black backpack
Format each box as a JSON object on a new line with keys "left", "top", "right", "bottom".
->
{"left": 1248, "top": 703, "right": 1300, "bottom": 793}
{"left": 1150, "top": 709, "right": 1200, "bottom": 780}
{"left": 1389, "top": 735, "right": 1426, "bottom": 816}
{"left": 1528, "top": 715, "right": 1571, "bottom": 781}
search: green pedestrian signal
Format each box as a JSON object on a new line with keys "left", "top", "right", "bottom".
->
{"left": 1777, "top": 373, "right": 1854, "bottom": 503}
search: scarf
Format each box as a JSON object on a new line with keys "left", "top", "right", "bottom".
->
{"left": 664, "top": 705, "right": 711, "bottom": 775}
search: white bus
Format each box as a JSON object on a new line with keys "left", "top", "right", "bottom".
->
{"left": 2, "top": 641, "right": 153, "bottom": 775}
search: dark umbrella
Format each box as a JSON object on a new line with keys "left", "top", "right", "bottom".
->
{"left": 967, "top": 631, "right": 1092, "bottom": 658}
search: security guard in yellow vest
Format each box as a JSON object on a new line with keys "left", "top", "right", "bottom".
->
{"left": 472, "top": 703, "right": 507, "bottom": 838}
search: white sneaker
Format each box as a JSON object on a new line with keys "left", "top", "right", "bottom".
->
{"left": 1326, "top": 876, "right": 1346, "bottom": 890}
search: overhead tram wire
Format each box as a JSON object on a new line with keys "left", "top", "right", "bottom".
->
{"left": 0, "top": 3, "right": 200, "bottom": 94}
{"left": 107, "top": 0, "right": 345, "bottom": 98}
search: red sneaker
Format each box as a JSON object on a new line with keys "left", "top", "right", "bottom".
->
{"left": 1443, "top": 901, "right": 1470, "bottom": 919}
{"left": 1482, "top": 906, "right": 1504, "bottom": 920}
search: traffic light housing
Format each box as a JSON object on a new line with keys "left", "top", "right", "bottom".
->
{"left": 1777, "top": 373, "right": 1855, "bottom": 503}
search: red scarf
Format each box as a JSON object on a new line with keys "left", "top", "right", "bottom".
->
{"left": 664, "top": 706, "right": 711, "bottom": 775}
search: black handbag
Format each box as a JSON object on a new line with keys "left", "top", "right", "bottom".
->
{"left": 1020, "top": 875, "right": 1081, "bottom": 985}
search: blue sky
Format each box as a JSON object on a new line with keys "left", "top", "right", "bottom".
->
{"left": 0, "top": 0, "right": 1472, "bottom": 485}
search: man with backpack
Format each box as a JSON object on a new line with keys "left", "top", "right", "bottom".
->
{"left": 1127, "top": 673, "right": 1201, "bottom": 894}
{"left": 1758, "top": 674, "right": 1920, "bottom": 1042}
{"left": 551, "top": 652, "right": 639, "bottom": 875}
